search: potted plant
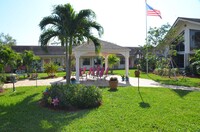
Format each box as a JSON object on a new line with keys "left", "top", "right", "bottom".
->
{"left": 109, "top": 77, "right": 118, "bottom": 90}
{"left": 135, "top": 64, "right": 140, "bottom": 77}
{"left": 70, "top": 77, "right": 76, "bottom": 84}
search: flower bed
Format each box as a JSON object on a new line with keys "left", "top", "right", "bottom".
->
{"left": 41, "top": 84, "right": 102, "bottom": 110}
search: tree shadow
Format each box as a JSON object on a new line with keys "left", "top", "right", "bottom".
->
{"left": 139, "top": 102, "right": 150, "bottom": 108}
{"left": 108, "top": 89, "right": 118, "bottom": 92}
{"left": 138, "top": 88, "right": 150, "bottom": 108}
{"left": 171, "top": 89, "right": 193, "bottom": 98}
{"left": 0, "top": 93, "right": 90, "bottom": 131}
{"left": 9, "top": 91, "right": 26, "bottom": 97}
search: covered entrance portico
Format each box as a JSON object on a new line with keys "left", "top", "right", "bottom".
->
{"left": 73, "top": 40, "right": 131, "bottom": 82}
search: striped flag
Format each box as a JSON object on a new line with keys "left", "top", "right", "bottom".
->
{"left": 146, "top": 3, "right": 162, "bottom": 19}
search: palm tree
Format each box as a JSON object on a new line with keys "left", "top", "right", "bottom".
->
{"left": 39, "top": 3, "right": 103, "bottom": 84}
{"left": 108, "top": 54, "right": 120, "bottom": 74}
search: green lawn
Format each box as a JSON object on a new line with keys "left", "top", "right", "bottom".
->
{"left": 114, "top": 69, "right": 200, "bottom": 88}
{"left": 0, "top": 86, "right": 200, "bottom": 131}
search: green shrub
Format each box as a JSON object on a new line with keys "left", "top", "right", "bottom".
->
{"left": 42, "top": 84, "right": 102, "bottom": 109}
{"left": 153, "top": 68, "right": 163, "bottom": 75}
{"left": 0, "top": 74, "right": 6, "bottom": 83}
{"left": 153, "top": 68, "right": 179, "bottom": 76}
{"left": 44, "top": 62, "right": 58, "bottom": 77}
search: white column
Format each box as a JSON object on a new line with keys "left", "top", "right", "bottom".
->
{"left": 75, "top": 53, "right": 80, "bottom": 83}
{"left": 105, "top": 55, "right": 108, "bottom": 70}
{"left": 120, "top": 51, "right": 130, "bottom": 77}
{"left": 125, "top": 53, "right": 129, "bottom": 77}
{"left": 184, "top": 28, "right": 190, "bottom": 53}
{"left": 184, "top": 28, "right": 190, "bottom": 68}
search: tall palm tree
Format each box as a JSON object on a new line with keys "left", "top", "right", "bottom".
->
{"left": 39, "top": 3, "right": 103, "bottom": 84}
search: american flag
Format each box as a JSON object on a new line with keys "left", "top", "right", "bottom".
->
{"left": 146, "top": 3, "right": 162, "bottom": 19}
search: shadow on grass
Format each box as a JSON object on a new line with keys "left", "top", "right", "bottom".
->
{"left": 139, "top": 102, "right": 150, "bottom": 108}
{"left": 138, "top": 87, "right": 151, "bottom": 108}
{"left": 108, "top": 89, "right": 118, "bottom": 92}
{"left": 172, "top": 89, "right": 193, "bottom": 98}
{"left": 0, "top": 93, "right": 90, "bottom": 131}
{"left": 9, "top": 91, "right": 26, "bottom": 97}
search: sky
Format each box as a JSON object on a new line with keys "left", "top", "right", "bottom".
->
{"left": 1, "top": 0, "right": 200, "bottom": 47}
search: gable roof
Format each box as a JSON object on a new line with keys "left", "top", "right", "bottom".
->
{"left": 11, "top": 46, "right": 66, "bottom": 55}
{"left": 11, "top": 40, "right": 139, "bottom": 57}
{"left": 173, "top": 17, "right": 200, "bottom": 28}
{"left": 126, "top": 47, "right": 141, "bottom": 56}
{"left": 74, "top": 40, "right": 131, "bottom": 52}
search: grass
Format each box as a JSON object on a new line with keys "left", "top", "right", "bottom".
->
{"left": 113, "top": 69, "right": 200, "bottom": 88}
{"left": 0, "top": 86, "right": 200, "bottom": 131}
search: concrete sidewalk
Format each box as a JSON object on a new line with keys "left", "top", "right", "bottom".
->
{"left": 3, "top": 75, "right": 200, "bottom": 91}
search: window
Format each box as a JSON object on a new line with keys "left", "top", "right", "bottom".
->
{"left": 175, "top": 41, "right": 185, "bottom": 51}
{"left": 94, "top": 57, "right": 101, "bottom": 65}
{"left": 190, "top": 29, "right": 200, "bottom": 50}
{"left": 120, "top": 57, "right": 125, "bottom": 64}
{"left": 173, "top": 54, "right": 184, "bottom": 68}
{"left": 83, "top": 58, "right": 90, "bottom": 65}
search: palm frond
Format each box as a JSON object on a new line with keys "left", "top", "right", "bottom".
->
{"left": 39, "top": 16, "right": 61, "bottom": 30}
{"left": 77, "top": 9, "right": 96, "bottom": 21}
{"left": 39, "top": 29, "right": 60, "bottom": 46}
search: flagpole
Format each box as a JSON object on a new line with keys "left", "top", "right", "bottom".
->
{"left": 145, "top": 0, "right": 149, "bottom": 74}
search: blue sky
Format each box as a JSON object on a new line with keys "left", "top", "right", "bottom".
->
{"left": 1, "top": 0, "right": 200, "bottom": 47}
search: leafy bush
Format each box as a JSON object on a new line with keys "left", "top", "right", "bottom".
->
{"left": 153, "top": 68, "right": 179, "bottom": 76}
{"left": 44, "top": 62, "right": 58, "bottom": 77}
{"left": 42, "top": 84, "right": 102, "bottom": 109}
{"left": 0, "top": 74, "right": 6, "bottom": 83}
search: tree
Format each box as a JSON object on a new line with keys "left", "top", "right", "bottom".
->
{"left": 0, "top": 33, "right": 16, "bottom": 46}
{"left": 190, "top": 49, "right": 200, "bottom": 75}
{"left": 145, "top": 23, "right": 182, "bottom": 77}
{"left": 44, "top": 62, "right": 58, "bottom": 77}
{"left": 0, "top": 45, "right": 17, "bottom": 72}
{"left": 39, "top": 3, "right": 103, "bottom": 84}
{"left": 108, "top": 54, "right": 120, "bottom": 74}
{"left": 22, "top": 50, "right": 40, "bottom": 76}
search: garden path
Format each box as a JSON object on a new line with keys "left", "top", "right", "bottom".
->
{"left": 3, "top": 75, "right": 200, "bottom": 91}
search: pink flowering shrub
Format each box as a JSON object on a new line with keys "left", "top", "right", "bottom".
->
{"left": 41, "top": 84, "right": 102, "bottom": 109}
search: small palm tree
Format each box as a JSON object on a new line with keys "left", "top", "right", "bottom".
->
{"left": 39, "top": 3, "right": 103, "bottom": 84}
{"left": 108, "top": 54, "right": 120, "bottom": 74}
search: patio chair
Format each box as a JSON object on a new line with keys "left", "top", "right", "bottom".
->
{"left": 82, "top": 67, "right": 87, "bottom": 74}
{"left": 88, "top": 67, "right": 93, "bottom": 76}
{"left": 99, "top": 68, "right": 105, "bottom": 79}
{"left": 79, "top": 67, "right": 87, "bottom": 81}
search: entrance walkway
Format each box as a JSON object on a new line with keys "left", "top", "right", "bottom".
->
{"left": 3, "top": 75, "right": 200, "bottom": 91}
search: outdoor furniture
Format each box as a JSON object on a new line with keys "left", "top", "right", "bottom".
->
{"left": 79, "top": 67, "right": 87, "bottom": 81}
{"left": 99, "top": 68, "right": 105, "bottom": 79}
{"left": 88, "top": 67, "right": 93, "bottom": 76}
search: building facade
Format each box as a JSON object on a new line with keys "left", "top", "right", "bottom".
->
{"left": 172, "top": 17, "right": 200, "bottom": 68}
{"left": 12, "top": 40, "right": 141, "bottom": 71}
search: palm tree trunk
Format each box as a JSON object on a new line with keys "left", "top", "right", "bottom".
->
{"left": 65, "top": 39, "right": 70, "bottom": 84}
{"left": 68, "top": 37, "right": 73, "bottom": 80}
